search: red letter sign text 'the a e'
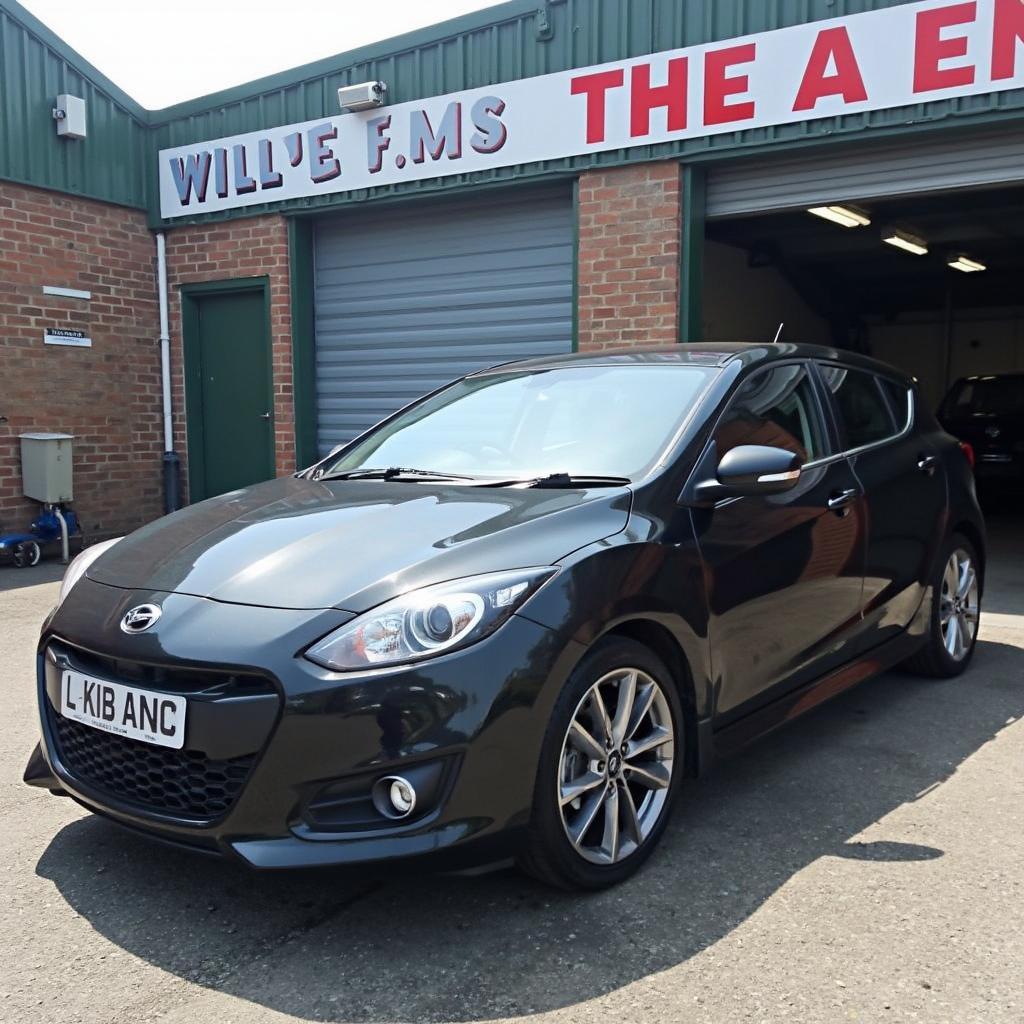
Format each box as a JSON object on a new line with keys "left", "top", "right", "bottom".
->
{"left": 793, "top": 27, "right": 869, "bottom": 110}
{"left": 913, "top": 1, "right": 977, "bottom": 93}
{"left": 703, "top": 44, "right": 757, "bottom": 126}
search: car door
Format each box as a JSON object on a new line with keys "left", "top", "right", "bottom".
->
{"left": 817, "top": 363, "right": 946, "bottom": 651}
{"left": 691, "top": 361, "right": 867, "bottom": 722}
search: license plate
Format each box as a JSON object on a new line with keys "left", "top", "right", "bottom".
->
{"left": 60, "top": 670, "right": 187, "bottom": 750}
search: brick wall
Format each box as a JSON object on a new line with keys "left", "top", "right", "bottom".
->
{"left": 1, "top": 164, "right": 686, "bottom": 552}
{"left": 164, "top": 215, "right": 294, "bottom": 502}
{"left": 577, "top": 161, "right": 682, "bottom": 351}
{"left": 0, "top": 181, "right": 162, "bottom": 542}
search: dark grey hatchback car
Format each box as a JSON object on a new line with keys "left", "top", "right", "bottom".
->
{"left": 26, "top": 343, "right": 984, "bottom": 889}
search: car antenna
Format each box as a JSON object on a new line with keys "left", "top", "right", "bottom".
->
{"left": 772, "top": 322, "right": 785, "bottom": 344}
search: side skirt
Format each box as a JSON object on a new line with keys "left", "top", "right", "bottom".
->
{"left": 710, "top": 628, "right": 926, "bottom": 762}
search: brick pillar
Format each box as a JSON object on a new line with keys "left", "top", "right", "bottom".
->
{"left": 577, "top": 161, "right": 682, "bottom": 351}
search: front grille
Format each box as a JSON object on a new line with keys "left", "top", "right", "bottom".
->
{"left": 49, "top": 708, "right": 256, "bottom": 820}
{"left": 52, "top": 641, "right": 276, "bottom": 698}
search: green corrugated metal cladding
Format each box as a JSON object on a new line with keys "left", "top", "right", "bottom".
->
{"left": 0, "top": 1, "right": 149, "bottom": 209}
{"left": 2, "top": 0, "right": 1023, "bottom": 222}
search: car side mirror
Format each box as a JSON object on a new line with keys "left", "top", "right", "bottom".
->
{"left": 687, "top": 444, "right": 803, "bottom": 505}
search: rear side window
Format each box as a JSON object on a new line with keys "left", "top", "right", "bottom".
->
{"left": 715, "top": 364, "right": 825, "bottom": 462}
{"left": 879, "top": 379, "right": 911, "bottom": 429}
{"left": 820, "top": 366, "right": 898, "bottom": 450}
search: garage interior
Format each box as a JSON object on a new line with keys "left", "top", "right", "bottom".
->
{"left": 701, "top": 130, "right": 1024, "bottom": 520}
{"left": 704, "top": 185, "right": 1024, "bottom": 410}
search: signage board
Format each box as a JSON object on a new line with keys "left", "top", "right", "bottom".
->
{"left": 44, "top": 328, "right": 92, "bottom": 348}
{"left": 159, "top": 0, "right": 1024, "bottom": 218}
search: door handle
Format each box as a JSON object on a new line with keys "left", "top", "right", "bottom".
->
{"left": 827, "top": 488, "right": 858, "bottom": 514}
{"left": 259, "top": 412, "right": 272, "bottom": 420}
{"left": 917, "top": 454, "right": 937, "bottom": 475}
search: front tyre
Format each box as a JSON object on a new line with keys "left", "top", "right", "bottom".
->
{"left": 519, "top": 638, "right": 684, "bottom": 890}
{"left": 904, "top": 533, "right": 982, "bottom": 678}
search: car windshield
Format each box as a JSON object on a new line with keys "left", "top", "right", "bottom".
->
{"left": 945, "top": 378, "right": 1024, "bottom": 418}
{"left": 318, "top": 364, "right": 716, "bottom": 482}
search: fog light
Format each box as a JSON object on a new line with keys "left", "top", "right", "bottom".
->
{"left": 372, "top": 775, "right": 417, "bottom": 819}
{"left": 390, "top": 778, "right": 415, "bottom": 815}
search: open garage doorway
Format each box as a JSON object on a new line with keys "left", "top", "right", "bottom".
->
{"left": 701, "top": 170, "right": 1024, "bottom": 522}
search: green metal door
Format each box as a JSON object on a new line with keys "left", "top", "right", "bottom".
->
{"left": 184, "top": 282, "right": 275, "bottom": 501}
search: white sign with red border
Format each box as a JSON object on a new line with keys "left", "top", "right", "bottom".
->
{"left": 159, "top": 0, "right": 1024, "bottom": 219}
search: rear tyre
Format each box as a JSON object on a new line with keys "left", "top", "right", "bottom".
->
{"left": 518, "top": 637, "right": 685, "bottom": 890}
{"left": 903, "top": 533, "right": 982, "bottom": 678}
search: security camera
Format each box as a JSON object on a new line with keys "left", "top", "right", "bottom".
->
{"left": 337, "top": 81, "right": 388, "bottom": 112}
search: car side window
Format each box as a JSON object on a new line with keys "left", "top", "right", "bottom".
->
{"left": 715, "top": 364, "right": 824, "bottom": 462}
{"left": 878, "top": 378, "right": 911, "bottom": 430}
{"left": 820, "top": 366, "right": 898, "bottom": 450}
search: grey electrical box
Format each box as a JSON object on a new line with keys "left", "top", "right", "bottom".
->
{"left": 54, "top": 94, "right": 87, "bottom": 139}
{"left": 20, "top": 433, "right": 74, "bottom": 503}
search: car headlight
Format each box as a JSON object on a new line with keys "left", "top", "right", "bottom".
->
{"left": 56, "top": 537, "right": 122, "bottom": 608}
{"left": 304, "top": 568, "right": 556, "bottom": 672}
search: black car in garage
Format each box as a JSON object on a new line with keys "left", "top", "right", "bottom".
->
{"left": 25, "top": 343, "right": 984, "bottom": 890}
{"left": 939, "top": 373, "right": 1024, "bottom": 492}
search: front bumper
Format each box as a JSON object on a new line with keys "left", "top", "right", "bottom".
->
{"left": 28, "top": 577, "right": 578, "bottom": 869}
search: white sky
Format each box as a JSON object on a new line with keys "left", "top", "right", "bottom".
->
{"left": 20, "top": 0, "right": 499, "bottom": 109}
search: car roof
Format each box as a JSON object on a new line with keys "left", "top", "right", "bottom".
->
{"left": 470, "top": 342, "right": 913, "bottom": 383}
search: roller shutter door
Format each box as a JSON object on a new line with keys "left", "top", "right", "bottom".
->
{"left": 313, "top": 186, "right": 573, "bottom": 455}
{"left": 706, "top": 128, "right": 1024, "bottom": 219}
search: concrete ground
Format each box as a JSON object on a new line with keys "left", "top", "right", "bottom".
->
{"left": 2, "top": 520, "right": 1022, "bottom": 1024}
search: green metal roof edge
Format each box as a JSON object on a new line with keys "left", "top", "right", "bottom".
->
{"left": 0, "top": 0, "right": 150, "bottom": 122}
{"left": 146, "top": 0, "right": 554, "bottom": 125}
{"left": 4, "top": 0, "right": 558, "bottom": 129}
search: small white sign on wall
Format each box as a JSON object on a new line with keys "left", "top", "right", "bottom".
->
{"left": 44, "top": 328, "right": 92, "bottom": 348}
{"left": 43, "top": 286, "right": 92, "bottom": 300}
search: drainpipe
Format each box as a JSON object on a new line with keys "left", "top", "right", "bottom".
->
{"left": 157, "top": 232, "right": 181, "bottom": 513}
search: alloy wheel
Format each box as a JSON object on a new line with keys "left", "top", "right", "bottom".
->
{"left": 939, "top": 548, "right": 980, "bottom": 662}
{"left": 556, "top": 667, "right": 675, "bottom": 865}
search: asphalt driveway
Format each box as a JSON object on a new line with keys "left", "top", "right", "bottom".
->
{"left": 2, "top": 520, "right": 1022, "bottom": 1024}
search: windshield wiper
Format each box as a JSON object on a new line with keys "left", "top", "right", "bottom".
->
{"left": 315, "top": 467, "right": 630, "bottom": 487}
{"left": 316, "top": 466, "right": 478, "bottom": 482}
{"left": 481, "top": 473, "right": 632, "bottom": 489}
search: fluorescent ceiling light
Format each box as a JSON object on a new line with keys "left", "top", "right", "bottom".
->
{"left": 807, "top": 205, "right": 871, "bottom": 228}
{"left": 948, "top": 254, "right": 986, "bottom": 273}
{"left": 882, "top": 228, "right": 929, "bottom": 256}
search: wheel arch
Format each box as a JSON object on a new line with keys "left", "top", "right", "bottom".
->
{"left": 597, "top": 618, "right": 702, "bottom": 779}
